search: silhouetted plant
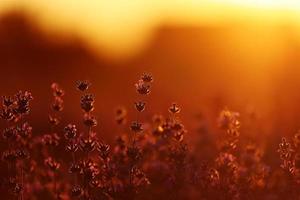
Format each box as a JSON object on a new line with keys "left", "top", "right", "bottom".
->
{"left": 1, "top": 73, "right": 299, "bottom": 200}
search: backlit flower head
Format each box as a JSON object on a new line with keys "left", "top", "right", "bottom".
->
{"left": 76, "top": 80, "right": 91, "bottom": 92}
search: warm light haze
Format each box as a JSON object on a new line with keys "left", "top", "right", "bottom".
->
{"left": 1, "top": 0, "right": 300, "bottom": 57}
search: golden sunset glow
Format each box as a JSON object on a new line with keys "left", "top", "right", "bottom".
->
{"left": 1, "top": 0, "right": 300, "bottom": 57}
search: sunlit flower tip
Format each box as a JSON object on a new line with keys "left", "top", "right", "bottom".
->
{"left": 0, "top": 108, "right": 15, "bottom": 121}
{"left": 215, "top": 152, "right": 236, "bottom": 167}
{"left": 42, "top": 134, "right": 60, "bottom": 146}
{"left": 174, "top": 131, "right": 184, "bottom": 142}
{"left": 168, "top": 103, "right": 181, "bottom": 114}
{"left": 17, "top": 122, "right": 32, "bottom": 139}
{"left": 64, "top": 124, "right": 77, "bottom": 139}
{"left": 16, "top": 90, "right": 33, "bottom": 102}
{"left": 2, "top": 95, "right": 14, "bottom": 107}
{"left": 208, "top": 169, "right": 220, "bottom": 184}
{"left": 16, "top": 149, "right": 30, "bottom": 160}
{"left": 295, "top": 132, "right": 300, "bottom": 140}
{"left": 76, "top": 80, "right": 91, "bottom": 91}
{"left": 2, "top": 127, "right": 17, "bottom": 140}
{"left": 130, "top": 121, "right": 143, "bottom": 133}
{"left": 51, "top": 82, "right": 65, "bottom": 97}
{"left": 115, "top": 115, "right": 127, "bottom": 125}
{"left": 80, "top": 94, "right": 95, "bottom": 112}
{"left": 172, "top": 122, "right": 184, "bottom": 131}
{"left": 71, "top": 185, "right": 83, "bottom": 197}
{"left": 134, "top": 101, "right": 146, "bottom": 112}
{"left": 135, "top": 80, "right": 151, "bottom": 95}
{"left": 153, "top": 125, "right": 164, "bottom": 136}
{"left": 44, "top": 157, "right": 60, "bottom": 171}
{"left": 78, "top": 160, "right": 99, "bottom": 181}
{"left": 80, "top": 137, "right": 96, "bottom": 153}
{"left": 48, "top": 115, "right": 60, "bottom": 126}
{"left": 279, "top": 137, "right": 289, "bottom": 149}
{"left": 83, "top": 114, "right": 98, "bottom": 127}
{"left": 52, "top": 97, "right": 64, "bottom": 112}
{"left": 69, "top": 163, "right": 81, "bottom": 174}
{"left": 278, "top": 137, "right": 294, "bottom": 165}
{"left": 14, "top": 91, "right": 33, "bottom": 115}
{"left": 66, "top": 142, "right": 79, "bottom": 152}
{"left": 217, "top": 108, "right": 240, "bottom": 130}
{"left": 141, "top": 72, "right": 153, "bottom": 83}
{"left": 226, "top": 128, "right": 240, "bottom": 138}
{"left": 131, "top": 167, "right": 150, "bottom": 186}
{"left": 90, "top": 180, "right": 101, "bottom": 188}
{"left": 12, "top": 183, "right": 23, "bottom": 195}
{"left": 97, "top": 143, "right": 110, "bottom": 160}
{"left": 6, "top": 178, "right": 24, "bottom": 195}
{"left": 114, "top": 107, "right": 127, "bottom": 125}
{"left": 115, "top": 106, "right": 127, "bottom": 117}
{"left": 2, "top": 150, "right": 18, "bottom": 163}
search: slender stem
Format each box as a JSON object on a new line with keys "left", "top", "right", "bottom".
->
{"left": 72, "top": 151, "right": 76, "bottom": 163}
{"left": 129, "top": 167, "right": 133, "bottom": 186}
{"left": 86, "top": 111, "right": 92, "bottom": 136}
{"left": 72, "top": 151, "right": 78, "bottom": 184}
{"left": 54, "top": 172, "right": 57, "bottom": 199}
{"left": 133, "top": 132, "right": 137, "bottom": 147}
{"left": 21, "top": 164, "right": 24, "bottom": 200}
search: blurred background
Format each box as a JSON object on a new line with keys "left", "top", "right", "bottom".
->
{"left": 1, "top": 0, "right": 300, "bottom": 146}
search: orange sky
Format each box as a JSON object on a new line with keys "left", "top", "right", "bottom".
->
{"left": 1, "top": 0, "right": 300, "bottom": 57}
